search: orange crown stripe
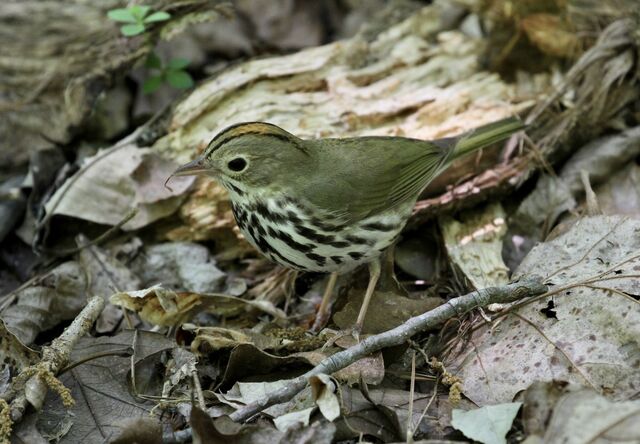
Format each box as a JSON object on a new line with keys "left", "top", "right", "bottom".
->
{"left": 205, "top": 122, "right": 307, "bottom": 155}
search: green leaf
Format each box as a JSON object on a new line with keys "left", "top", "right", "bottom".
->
{"left": 166, "top": 70, "right": 194, "bottom": 89}
{"left": 107, "top": 8, "right": 137, "bottom": 23}
{"left": 168, "top": 58, "right": 190, "bottom": 70}
{"left": 143, "top": 76, "right": 163, "bottom": 94}
{"left": 121, "top": 23, "right": 146, "bottom": 36}
{"left": 145, "top": 53, "right": 163, "bottom": 69}
{"left": 129, "top": 5, "right": 151, "bottom": 20}
{"left": 144, "top": 11, "right": 171, "bottom": 23}
{"left": 451, "top": 403, "right": 522, "bottom": 444}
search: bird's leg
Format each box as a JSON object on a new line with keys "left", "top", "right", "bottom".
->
{"left": 378, "top": 244, "right": 403, "bottom": 294}
{"left": 310, "top": 272, "right": 338, "bottom": 333}
{"left": 353, "top": 259, "right": 381, "bottom": 339}
{"left": 322, "top": 259, "right": 381, "bottom": 348}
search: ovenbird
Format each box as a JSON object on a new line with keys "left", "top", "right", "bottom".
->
{"left": 171, "top": 117, "right": 524, "bottom": 334}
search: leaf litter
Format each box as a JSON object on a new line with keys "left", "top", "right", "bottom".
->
{"left": 0, "top": 1, "right": 639, "bottom": 443}
{"left": 448, "top": 215, "right": 640, "bottom": 405}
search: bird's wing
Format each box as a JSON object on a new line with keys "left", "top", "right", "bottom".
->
{"left": 297, "top": 137, "right": 452, "bottom": 223}
{"left": 296, "top": 117, "right": 523, "bottom": 223}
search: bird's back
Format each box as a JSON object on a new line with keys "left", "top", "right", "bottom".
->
{"left": 297, "top": 136, "right": 451, "bottom": 223}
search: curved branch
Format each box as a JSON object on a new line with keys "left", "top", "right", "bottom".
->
{"left": 229, "top": 278, "right": 547, "bottom": 422}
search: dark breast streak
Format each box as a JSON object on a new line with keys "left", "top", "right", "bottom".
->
{"left": 231, "top": 197, "right": 404, "bottom": 273}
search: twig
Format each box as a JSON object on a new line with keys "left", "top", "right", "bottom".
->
{"left": 229, "top": 278, "right": 547, "bottom": 423}
{"left": 7, "top": 296, "right": 105, "bottom": 422}
{"left": 39, "top": 208, "right": 138, "bottom": 257}
{"left": 59, "top": 348, "right": 133, "bottom": 374}
{"left": 406, "top": 351, "right": 416, "bottom": 444}
{"left": 414, "top": 378, "right": 439, "bottom": 434}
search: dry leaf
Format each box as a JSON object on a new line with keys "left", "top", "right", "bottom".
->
{"left": 0, "top": 318, "right": 38, "bottom": 376}
{"left": 110, "top": 286, "right": 203, "bottom": 327}
{"left": 334, "top": 289, "right": 442, "bottom": 334}
{"left": 111, "top": 286, "right": 285, "bottom": 327}
{"left": 525, "top": 385, "right": 640, "bottom": 443}
{"left": 309, "top": 374, "right": 340, "bottom": 422}
{"left": 38, "top": 331, "right": 174, "bottom": 443}
{"left": 130, "top": 242, "right": 226, "bottom": 293}
{"left": 594, "top": 162, "right": 640, "bottom": 216}
{"left": 449, "top": 215, "right": 640, "bottom": 405}
{"left": 297, "top": 350, "right": 385, "bottom": 386}
{"left": 44, "top": 144, "right": 194, "bottom": 231}
{"left": 451, "top": 403, "right": 522, "bottom": 444}
{"left": 273, "top": 407, "right": 314, "bottom": 432}
{"left": 1, "top": 261, "right": 88, "bottom": 345}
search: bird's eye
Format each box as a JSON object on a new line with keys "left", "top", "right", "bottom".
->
{"left": 227, "top": 157, "right": 247, "bottom": 172}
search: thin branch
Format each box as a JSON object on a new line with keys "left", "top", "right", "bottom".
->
{"left": 38, "top": 208, "right": 138, "bottom": 257}
{"left": 7, "top": 296, "right": 105, "bottom": 422}
{"left": 228, "top": 278, "right": 547, "bottom": 423}
{"left": 406, "top": 351, "right": 416, "bottom": 444}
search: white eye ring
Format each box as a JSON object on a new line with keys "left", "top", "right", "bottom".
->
{"left": 227, "top": 157, "right": 248, "bottom": 172}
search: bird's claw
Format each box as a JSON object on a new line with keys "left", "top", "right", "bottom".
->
{"left": 320, "top": 325, "right": 362, "bottom": 351}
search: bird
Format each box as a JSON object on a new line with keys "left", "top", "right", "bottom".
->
{"left": 169, "top": 117, "right": 524, "bottom": 337}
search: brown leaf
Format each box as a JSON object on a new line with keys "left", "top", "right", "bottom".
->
{"left": 297, "top": 350, "right": 385, "bottom": 386}
{"left": 1, "top": 261, "right": 88, "bottom": 345}
{"left": 110, "top": 286, "right": 204, "bottom": 327}
{"left": 78, "top": 242, "right": 142, "bottom": 334}
{"left": 334, "top": 289, "right": 442, "bottom": 334}
{"left": 129, "top": 242, "right": 226, "bottom": 293}
{"left": 217, "top": 344, "right": 312, "bottom": 389}
{"left": 112, "top": 285, "right": 287, "bottom": 327}
{"left": 44, "top": 145, "right": 194, "bottom": 231}
{"left": 309, "top": 374, "right": 340, "bottom": 421}
{"left": 108, "top": 417, "right": 162, "bottom": 444}
{"left": 594, "top": 162, "right": 640, "bottom": 216}
{"left": 37, "top": 331, "right": 174, "bottom": 443}
{"left": 190, "top": 407, "right": 222, "bottom": 444}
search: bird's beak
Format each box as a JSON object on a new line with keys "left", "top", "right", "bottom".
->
{"left": 171, "top": 156, "right": 208, "bottom": 177}
{"left": 165, "top": 156, "right": 208, "bottom": 189}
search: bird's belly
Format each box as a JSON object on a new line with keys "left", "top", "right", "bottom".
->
{"left": 230, "top": 198, "right": 410, "bottom": 273}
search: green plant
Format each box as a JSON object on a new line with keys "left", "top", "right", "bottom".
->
{"left": 107, "top": 5, "right": 171, "bottom": 36}
{"left": 107, "top": 7, "right": 194, "bottom": 93}
{"left": 143, "top": 53, "right": 194, "bottom": 94}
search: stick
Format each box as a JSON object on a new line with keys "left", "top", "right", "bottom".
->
{"left": 7, "top": 296, "right": 105, "bottom": 422}
{"left": 229, "top": 278, "right": 547, "bottom": 422}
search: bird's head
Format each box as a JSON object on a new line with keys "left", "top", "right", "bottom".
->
{"left": 169, "top": 122, "right": 311, "bottom": 196}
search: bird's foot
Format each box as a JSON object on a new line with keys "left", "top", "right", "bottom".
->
{"left": 320, "top": 324, "right": 362, "bottom": 351}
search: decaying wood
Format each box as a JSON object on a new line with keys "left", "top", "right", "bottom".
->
{"left": 157, "top": 4, "right": 639, "bottom": 239}
{"left": 154, "top": 3, "right": 533, "bottom": 240}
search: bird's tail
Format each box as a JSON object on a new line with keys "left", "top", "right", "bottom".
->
{"left": 452, "top": 116, "right": 525, "bottom": 159}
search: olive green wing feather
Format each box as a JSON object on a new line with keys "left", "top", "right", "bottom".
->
{"left": 299, "top": 117, "right": 523, "bottom": 223}
{"left": 299, "top": 137, "right": 450, "bottom": 222}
